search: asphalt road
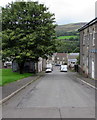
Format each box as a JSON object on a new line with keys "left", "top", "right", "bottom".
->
{"left": 2, "top": 66, "right": 96, "bottom": 118}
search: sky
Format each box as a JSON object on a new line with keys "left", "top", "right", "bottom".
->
{"left": 0, "top": 0, "right": 97, "bottom": 25}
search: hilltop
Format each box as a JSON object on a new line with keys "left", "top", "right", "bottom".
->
{"left": 55, "top": 22, "right": 87, "bottom": 37}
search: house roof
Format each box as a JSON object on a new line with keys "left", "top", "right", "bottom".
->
{"left": 68, "top": 59, "right": 77, "bottom": 62}
{"left": 68, "top": 53, "right": 79, "bottom": 59}
{"left": 78, "top": 17, "right": 97, "bottom": 31}
{"left": 56, "top": 53, "right": 67, "bottom": 57}
{"left": 69, "top": 53, "right": 79, "bottom": 56}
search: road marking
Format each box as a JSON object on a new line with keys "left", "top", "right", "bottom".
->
{"left": 77, "top": 78, "right": 97, "bottom": 90}
{"left": 0, "top": 76, "right": 41, "bottom": 105}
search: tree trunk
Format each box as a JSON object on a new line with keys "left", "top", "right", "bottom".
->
{"left": 18, "top": 62, "right": 25, "bottom": 74}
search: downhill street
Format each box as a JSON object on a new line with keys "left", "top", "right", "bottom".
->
{"left": 2, "top": 66, "right": 95, "bottom": 118}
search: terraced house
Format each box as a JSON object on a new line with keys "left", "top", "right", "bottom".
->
{"left": 79, "top": 17, "right": 97, "bottom": 80}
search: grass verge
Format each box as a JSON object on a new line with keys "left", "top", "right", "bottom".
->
{"left": 0, "top": 69, "right": 33, "bottom": 86}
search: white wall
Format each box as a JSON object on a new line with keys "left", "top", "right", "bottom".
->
{"left": 38, "top": 57, "right": 43, "bottom": 72}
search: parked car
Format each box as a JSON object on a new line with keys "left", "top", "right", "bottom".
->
{"left": 45, "top": 68, "right": 52, "bottom": 73}
{"left": 60, "top": 65, "right": 67, "bottom": 72}
{"left": 46, "top": 63, "right": 53, "bottom": 70}
{"left": 55, "top": 63, "right": 61, "bottom": 66}
{"left": 45, "top": 63, "right": 53, "bottom": 73}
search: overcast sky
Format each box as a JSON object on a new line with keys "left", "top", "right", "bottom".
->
{"left": 0, "top": 0, "right": 97, "bottom": 25}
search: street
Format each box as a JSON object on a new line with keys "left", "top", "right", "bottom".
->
{"left": 2, "top": 66, "right": 95, "bottom": 118}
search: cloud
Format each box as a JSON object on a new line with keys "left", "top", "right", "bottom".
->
{"left": 38, "top": 0, "right": 96, "bottom": 24}
{"left": 1, "top": 0, "right": 97, "bottom": 24}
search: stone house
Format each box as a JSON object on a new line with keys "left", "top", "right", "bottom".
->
{"left": 78, "top": 17, "right": 97, "bottom": 79}
{"left": 54, "top": 53, "right": 67, "bottom": 65}
{"left": 68, "top": 53, "right": 79, "bottom": 67}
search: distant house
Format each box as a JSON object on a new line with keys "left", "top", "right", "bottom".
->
{"left": 68, "top": 53, "right": 79, "bottom": 67}
{"left": 54, "top": 53, "right": 67, "bottom": 65}
{"left": 47, "top": 53, "right": 57, "bottom": 65}
{"left": 46, "top": 55, "right": 53, "bottom": 64}
{"left": 78, "top": 17, "right": 97, "bottom": 79}
{"left": 3, "top": 61, "right": 12, "bottom": 68}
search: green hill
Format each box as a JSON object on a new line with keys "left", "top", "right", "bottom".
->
{"left": 55, "top": 22, "right": 87, "bottom": 53}
{"left": 55, "top": 22, "right": 87, "bottom": 37}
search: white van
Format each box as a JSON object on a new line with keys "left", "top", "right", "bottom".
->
{"left": 60, "top": 65, "right": 67, "bottom": 72}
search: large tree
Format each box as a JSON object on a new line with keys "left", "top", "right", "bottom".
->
{"left": 2, "top": 1, "right": 56, "bottom": 73}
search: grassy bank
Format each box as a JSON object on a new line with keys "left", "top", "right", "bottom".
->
{"left": 0, "top": 69, "right": 32, "bottom": 86}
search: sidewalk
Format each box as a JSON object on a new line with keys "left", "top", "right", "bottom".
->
{"left": 2, "top": 71, "right": 45, "bottom": 99}
{"left": 75, "top": 72, "right": 97, "bottom": 89}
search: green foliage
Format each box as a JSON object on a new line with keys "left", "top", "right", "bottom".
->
{"left": 2, "top": 1, "right": 57, "bottom": 73}
{"left": 56, "top": 31, "right": 79, "bottom": 37}
{"left": 55, "top": 23, "right": 81, "bottom": 53}
{"left": 56, "top": 39, "right": 80, "bottom": 53}
{"left": 0, "top": 69, "right": 32, "bottom": 86}
{"left": 76, "top": 55, "right": 80, "bottom": 64}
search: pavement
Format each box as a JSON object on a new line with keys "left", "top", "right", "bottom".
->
{"left": 75, "top": 72, "right": 97, "bottom": 89}
{"left": 1, "top": 71, "right": 45, "bottom": 102}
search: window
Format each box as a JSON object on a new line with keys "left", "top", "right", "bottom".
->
{"left": 57, "top": 57, "right": 59, "bottom": 60}
{"left": 83, "top": 36, "right": 85, "bottom": 45}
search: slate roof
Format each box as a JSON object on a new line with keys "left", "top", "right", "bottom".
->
{"left": 78, "top": 17, "right": 97, "bottom": 31}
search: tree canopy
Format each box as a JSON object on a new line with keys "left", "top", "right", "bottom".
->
{"left": 2, "top": 1, "right": 57, "bottom": 73}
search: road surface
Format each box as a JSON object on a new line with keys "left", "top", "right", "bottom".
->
{"left": 2, "top": 66, "right": 95, "bottom": 118}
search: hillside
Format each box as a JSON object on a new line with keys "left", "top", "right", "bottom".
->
{"left": 55, "top": 22, "right": 87, "bottom": 37}
{"left": 55, "top": 22, "right": 87, "bottom": 53}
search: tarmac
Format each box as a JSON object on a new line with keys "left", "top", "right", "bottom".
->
{"left": 0, "top": 71, "right": 96, "bottom": 104}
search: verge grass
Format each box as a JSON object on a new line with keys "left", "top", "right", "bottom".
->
{"left": 0, "top": 69, "right": 32, "bottom": 86}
